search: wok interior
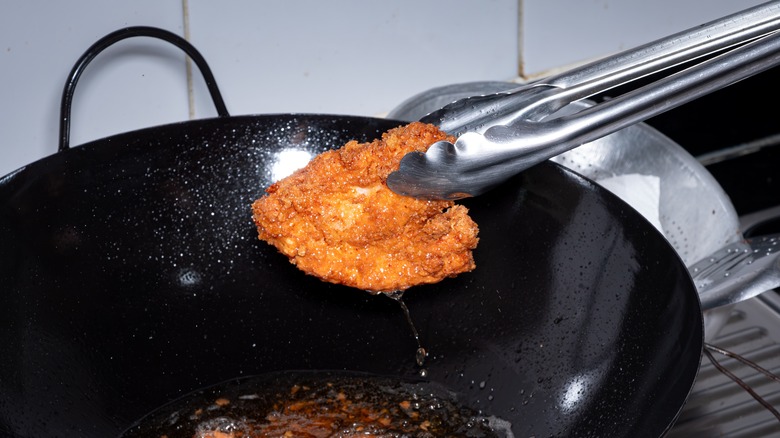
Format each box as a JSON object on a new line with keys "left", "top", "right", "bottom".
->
{"left": 0, "top": 115, "right": 702, "bottom": 437}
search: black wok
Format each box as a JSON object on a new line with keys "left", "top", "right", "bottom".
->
{"left": 0, "top": 28, "right": 702, "bottom": 437}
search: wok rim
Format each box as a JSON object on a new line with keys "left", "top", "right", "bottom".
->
{"left": 0, "top": 113, "right": 704, "bottom": 438}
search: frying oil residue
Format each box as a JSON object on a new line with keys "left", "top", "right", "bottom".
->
{"left": 120, "top": 371, "right": 509, "bottom": 438}
{"left": 384, "top": 290, "right": 427, "bottom": 369}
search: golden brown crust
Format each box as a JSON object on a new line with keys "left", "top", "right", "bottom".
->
{"left": 251, "top": 122, "right": 479, "bottom": 292}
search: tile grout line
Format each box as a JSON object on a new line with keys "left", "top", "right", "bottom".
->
{"left": 517, "top": 0, "right": 524, "bottom": 79}
{"left": 182, "top": 0, "right": 195, "bottom": 120}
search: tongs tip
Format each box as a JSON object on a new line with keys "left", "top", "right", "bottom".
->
{"left": 387, "top": 141, "right": 476, "bottom": 201}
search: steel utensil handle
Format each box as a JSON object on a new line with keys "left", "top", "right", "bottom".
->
{"left": 389, "top": 29, "right": 780, "bottom": 200}
{"left": 487, "top": 29, "right": 780, "bottom": 167}
{"left": 694, "top": 234, "right": 780, "bottom": 311}
{"left": 58, "top": 26, "right": 230, "bottom": 152}
{"left": 428, "top": 1, "right": 780, "bottom": 136}
{"left": 542, "top": 1, "right": 780, "bottom": 95}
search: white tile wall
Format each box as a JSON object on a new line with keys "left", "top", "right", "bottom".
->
{"left": 185, "top": 0, "right": 519, "bottom": 119}
{"left": 0, "top": 1, "right": 187, "bottom": 177}
{"left": 0, "top": 0, "right": 518, "bottom": 177}
{"left": 0, "top": 0, "right": 771, "bottom": 176}
{"left": 521, "top": 0, "right": 768, "bottom": 77}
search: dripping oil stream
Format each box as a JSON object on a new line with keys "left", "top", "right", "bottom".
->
{"left": 384, "top": 291, "right": 427, "bottom": 372}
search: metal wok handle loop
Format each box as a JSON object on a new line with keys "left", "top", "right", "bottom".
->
{"left": 58, "top": 26, "right": 230, "bottom": 151}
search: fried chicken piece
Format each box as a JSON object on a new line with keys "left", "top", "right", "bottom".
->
{"left": 251, "top": 122, "right": 479, "bottom": 293}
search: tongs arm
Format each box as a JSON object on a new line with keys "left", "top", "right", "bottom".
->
{"left": 479, "top": 29, "right": 780, "bottom": 173}
{"left": 388, "top": 1, "right": 780, "bottom": 200}
{"left": 426, "top": 1, "right": 780, "bottom": 135}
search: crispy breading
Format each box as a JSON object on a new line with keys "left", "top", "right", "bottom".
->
{"left": 251, "top": 122, "right": 479, "bottom": 293}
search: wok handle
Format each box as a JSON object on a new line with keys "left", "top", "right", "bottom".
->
{"left": 58, "top": 26, "right": 230, "bottom": 151}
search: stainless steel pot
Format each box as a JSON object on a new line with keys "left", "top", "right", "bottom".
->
{"left": 389, "top": 81, "right": 742, "bottom": 340}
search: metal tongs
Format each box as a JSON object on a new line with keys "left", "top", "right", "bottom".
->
{"left": 387, "top": 1, "right": 780, "bottom": 200}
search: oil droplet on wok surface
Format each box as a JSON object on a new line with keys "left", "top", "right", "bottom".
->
{"left": 416, "top": 346, "right": 427, "bottom": 367}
